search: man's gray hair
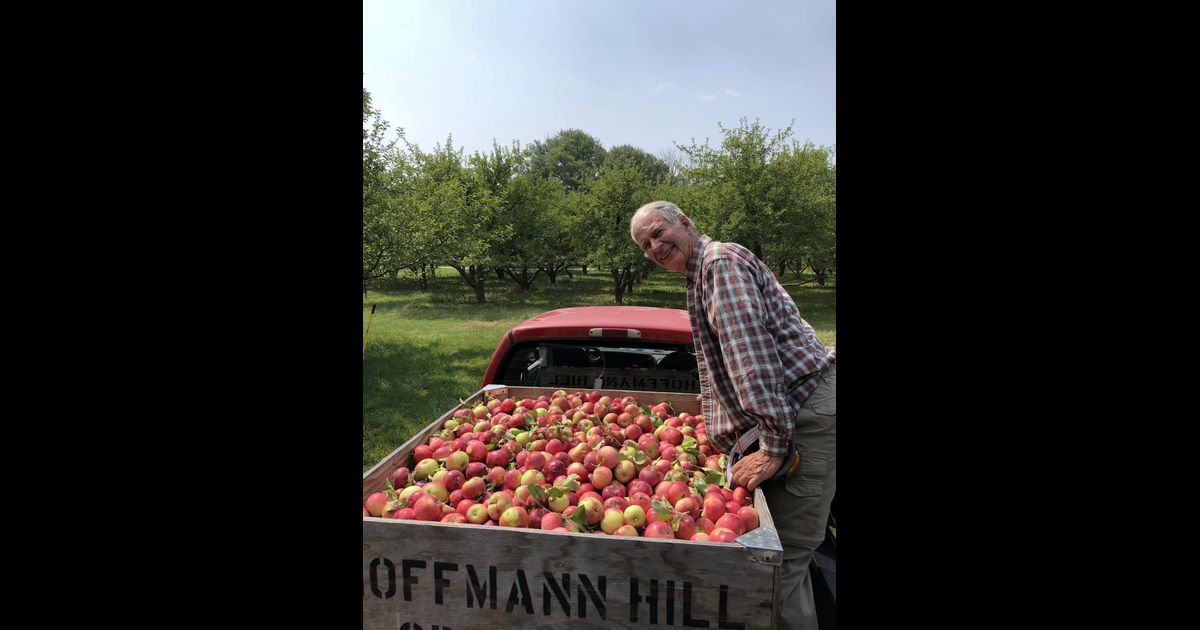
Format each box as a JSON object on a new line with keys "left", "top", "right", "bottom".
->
{"left": 631, "top": 201, "right": 686, "bottom": 239}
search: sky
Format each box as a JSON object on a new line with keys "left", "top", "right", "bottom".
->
{"left": 363, "top": 0, "right": 835, "bottom": 160}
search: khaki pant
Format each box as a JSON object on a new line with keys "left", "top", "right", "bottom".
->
{"left": 760, "top": 361, "right": 836, "bottom": 630}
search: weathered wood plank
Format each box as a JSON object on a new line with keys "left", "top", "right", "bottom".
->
{"left": 364, "top": 517, "right": 775, "bottom": 629}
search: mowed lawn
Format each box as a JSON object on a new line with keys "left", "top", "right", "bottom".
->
{"left": 363, "top": 267, "right": 836, "bottom": 470}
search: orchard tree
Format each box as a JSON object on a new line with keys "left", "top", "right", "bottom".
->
{"left": 529, "top": 129, "right": 607, "bottom": 192}
{"left": 763, "top": 142, "right": 836, "bottom": 283}
{"left": 544, "top": 189, "right": 593, "bottom": 282}
{"left": 363, "top": 89, "right": 410, "bottom": 295}
{"left": 606, "top": 144, "right": 671, "bottom": 185}
{"left": 495, "top": 172, "right": 567, "bottom": 291}
{"left": 584, "top": 161, "right": 655, "bottom": 303}
{"left": 412, "top": 135, "right": 508, "bottom": 303}
{"left": 677, "top": 117, "right": 796, "bottom": 260}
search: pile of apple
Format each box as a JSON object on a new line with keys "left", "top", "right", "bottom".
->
{"left": 365, "top": 390, "right": 759, "bottom": 542}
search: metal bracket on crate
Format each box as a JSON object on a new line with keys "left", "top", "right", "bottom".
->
{"left": 483, "top": 384, "right": 509, "bottom": 398}
{"left": 738, "top": 527, "right": 784, "bottom": 565}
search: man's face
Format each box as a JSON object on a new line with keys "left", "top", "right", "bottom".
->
{"left": 631, "top": 211, "right": 694, "bottom": 274}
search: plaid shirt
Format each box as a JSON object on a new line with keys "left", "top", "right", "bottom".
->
{"left": 686, "top": 236, "right": 835, "bottom": 457}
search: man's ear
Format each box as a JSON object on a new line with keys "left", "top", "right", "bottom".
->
{"left": 680, "top": 215, "right": 691, "bottom": 228}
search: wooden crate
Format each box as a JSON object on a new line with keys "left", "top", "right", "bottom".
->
{"left": 363, "top": 385, "right": 783, "bottom": 630}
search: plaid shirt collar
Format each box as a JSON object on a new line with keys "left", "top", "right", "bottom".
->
{"left": 685, "top": 235, "right": 711, "bottom": 288}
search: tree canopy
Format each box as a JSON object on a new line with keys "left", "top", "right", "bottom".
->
{"left": 362, "top": 101, "right": 836, "bottom": 299}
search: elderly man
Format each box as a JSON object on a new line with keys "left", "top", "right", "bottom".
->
{"left": 630, "top": 200, "right": 836, "bottom": 630}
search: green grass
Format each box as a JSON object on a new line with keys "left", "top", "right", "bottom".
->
{"left": 363, "top": 267, "right": 835, "bottom": 470}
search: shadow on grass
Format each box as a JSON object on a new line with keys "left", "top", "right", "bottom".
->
{"left": 365, "top": 271, "right": 692, "bottom": 320}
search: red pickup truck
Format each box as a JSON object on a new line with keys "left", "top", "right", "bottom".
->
{"left": 479, "top": 305, "right": 836, "bottom": 628}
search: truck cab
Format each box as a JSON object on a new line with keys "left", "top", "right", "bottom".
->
{"left": 481, "top": 306, "right": 700, "bottom": 394}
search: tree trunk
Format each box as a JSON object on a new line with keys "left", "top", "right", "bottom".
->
{"left": 611, "top": 265, "right": 634, "bottom": 303}
{"left": 539, "top": 262, "right": 571, "bottom": 285}
{"left": 413, "top": 265, "right": 428, "bottom": 290}
{"left": 814, "top": 268, "right": 827, "bottom": 287}
{"left": 451, "top": 264, "right": 488, "bottom": 303}
{"left": 506, "top": 266, "right": 540, "bottom": 292}
{"left": 581, "top": 264, "right": 588, "bottom": 275}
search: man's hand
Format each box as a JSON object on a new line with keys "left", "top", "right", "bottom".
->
{"left": 730, "top": 451, "right": 786, "bottom": 492}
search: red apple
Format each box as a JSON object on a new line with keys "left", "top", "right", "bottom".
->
{"left": 390, "top": 468, "right": 410, "bottom": 489}
{"left": 674, "top": 514, "right": 697, "bottom": 540}
{"left": 465, "top": 461, "right": 487, "bottom": 479}
{"left": 600, "top": 508, "right": 626, "bottom": 534}
{"left": 465, "top": 503, "right": 489, "bottom": 524}
{"left": 499, "top": 506, "right": 529, "bottom": 527}
{"left": 709, "top": 527, "right": 738, "bottom": 543}
{"left": 591, "top": 465, "right": 613, "bottom": 488}
{"left": 737, "top": 506, "right": 760, "bottom": 531}
{"left": 541, "top": 512, "right": 564, "bottom": 530}
{"left": 460, "top": 476, "right": 485, "bottom": 500}
{"left": 644, "top": 521, "right": 675, "bottom": 539}
{"left": 703, "top": 495, "right": 726, "bottom": 522}
{"left": 715, "top": 513, "right": 747, "bottom": 536}
{"left": 675, "top": 497, "right": 701, "bottom": 520}
{"left": 411, "top": 495, "right": 443, "bottom": 521}
{"left": 364, "top": 492, "right": 388, "bottom": 517}
{"left": 486, "top": 493, "right": 513, "bottom": 521}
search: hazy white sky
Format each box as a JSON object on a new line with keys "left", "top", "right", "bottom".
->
{"left": 363, "top": 0, "right": 835, "bottom": 158}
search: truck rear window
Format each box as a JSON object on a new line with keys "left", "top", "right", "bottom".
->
{"left": 495, "top": 341, "right": 700, "bottom": 393}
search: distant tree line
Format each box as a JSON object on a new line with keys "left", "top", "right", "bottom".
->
{"left": 364, "top": 89, "right": 835, "bottom": 303}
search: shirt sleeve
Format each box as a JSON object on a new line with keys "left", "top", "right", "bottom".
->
{"left": 704, "top": 258, "right": 794, "bottom": 457}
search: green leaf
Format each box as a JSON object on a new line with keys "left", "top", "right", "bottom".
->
{"left": 569, "top": 506, "right": 591, "bottom": 530}
{"left": 651, "top": 496, "right": 674, "bottom": 517}
{"left": 528, "top": 484, "right": 547, "bottom": 506}
{"left": 702, "top": 467, "right": 724, "bottom": 486}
